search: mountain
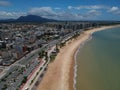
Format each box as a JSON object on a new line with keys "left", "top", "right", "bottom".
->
{"left": 16, "top": 15, "right": 57, "bottom": 22}
{"left": 0, "top": 15, "right": 57, "bottom": 23}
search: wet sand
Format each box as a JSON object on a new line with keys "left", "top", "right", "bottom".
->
{"left": 37, "top": 25, "right": 120, "bottom": 90}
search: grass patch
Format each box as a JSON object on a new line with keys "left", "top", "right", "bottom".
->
{"left": 50, "top": 55, "right": 56, "bottom": 62}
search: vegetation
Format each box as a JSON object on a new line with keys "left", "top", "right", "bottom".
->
{"left": 73, "top": 32, "right": 80, "bottom": 39}
{"left": 44, "top": 51, "right": 48, "bottom": 61}
{"left": 16, "top": 88, "right": 19, "bottom": 90}
{"left": 1, "top": 78, "right": 6, "bottom": 82}
{"left": 1, "top": 84, "right": 7, "bottom": 90}
{"left": 50, "top": 55, "right": 56, "bottom": 62}
{"left": 30, "top": 71, "right": 39, "bottom": 85}
{"left": 40, "top": 67, "right": 43, "bottom": 70}
{"left": 56, "top": 44, "right": 59, "bottom": 53}
{"left": 39, "top": 50, "right": 45, "bottom": 58}
{"left": 30, "top": 80, "right": 34, "bottom": 85}
{"left": 21, "top": 76, "right": 27, "bottom": 83}
{"left": 19, "top": 67, "right": 25, "bottom": 74}
{"left": 59, "top": 42, "right": 65, "bottom": 48}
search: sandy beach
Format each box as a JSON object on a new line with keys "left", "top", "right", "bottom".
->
{"left": 37, "top": 25, "right": 120, "bottom": 90}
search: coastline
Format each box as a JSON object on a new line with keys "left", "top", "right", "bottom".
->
{"left": 37, "top": 25, "right": 120, "bottom": 90}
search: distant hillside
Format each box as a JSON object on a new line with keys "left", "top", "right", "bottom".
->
{"left": 16, "top": 15, "right": 57, "bottom": 22}
{"left": 0, "top": 15, "right": 57, "bottom": 23}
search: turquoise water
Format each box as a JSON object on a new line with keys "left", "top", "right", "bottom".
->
{"left": 76, "top": 27, "right": 120, "bottom": 90}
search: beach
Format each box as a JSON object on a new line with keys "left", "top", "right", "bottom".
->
{"left": 37, "top": 25, "right": 120, "bottom": 90}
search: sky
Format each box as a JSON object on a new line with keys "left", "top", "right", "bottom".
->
{"left": 0, "top": 0, "right": 120, "bottom": 20}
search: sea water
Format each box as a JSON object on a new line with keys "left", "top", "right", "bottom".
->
{"left": 76, "top": 27, "right": 120, "bottom": 90}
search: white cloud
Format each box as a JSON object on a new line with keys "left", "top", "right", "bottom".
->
{"left": 57, "top": 12, "right": 83, "bottom": 20}
{"left": 0, "top": 1, "right": 11, "bottom": 6}
{"left": 84, "top": 10, "right": 101, "bottom": 17}
{"left": 28, "top": 7, "right": 84, "bottom": 20}
{"left": 108, "top": 6, "right": 120, "bottom": 15}
{"left": 27, "top": 6, "right": 103, "bottom": 20}
{"left": 68, "top": 5, "right": 107, "bottom": 10}
{"left": 109, "top": 7, "right": 119, "bottom": 12}
{"left": 0, "top": 5, "right": 119, "bottom": 20}
{"left": 68, "top": 6, "right": 73, "bottom": 9}
{"left": 0, "top": 11, "right": 26, "bottom": 19}
{"left": 28, "top": 7, "right": 57, "bottom": 18}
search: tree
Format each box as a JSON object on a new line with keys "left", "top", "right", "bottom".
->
{"left": 39, "top": 50, "right": 45, "bottom": 58}
{"left": 2, "top": 84, "right": 7, "bottom": 90}
{"left": 22, "top": 76, "right": 27, "bottom": 83}
{"left": 56, "top": 44, "right": 59, "bottom": 53}
{"left": 45, "top": 51, "right": 48, "bottom": 61}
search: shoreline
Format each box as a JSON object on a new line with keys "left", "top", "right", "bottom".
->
{"left": 37, "top": 25, "right": 120, "bottom": 90}
{"left": 73, "top": 25, "right": 120, "bottom": 90}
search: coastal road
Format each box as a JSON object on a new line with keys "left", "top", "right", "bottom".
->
{"left": 21, "top": 46, "right": 56, "bottom": 90}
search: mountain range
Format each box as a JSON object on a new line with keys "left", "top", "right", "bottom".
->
{"left": 0, "top": 15, "right": 57, "bottom": 23}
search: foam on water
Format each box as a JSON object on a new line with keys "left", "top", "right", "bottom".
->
{"left": 73, "top": 34, "right": 93, "bottom": 90}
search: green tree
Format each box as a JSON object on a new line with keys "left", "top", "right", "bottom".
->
{"left": 22, "top": 76, "right": 27, "bottom": 83}
{"left": 56, "top": 44, "right": 59, "bottom": 53}
{"left": 39, "top": 50, "right": 45, "bottom": 58}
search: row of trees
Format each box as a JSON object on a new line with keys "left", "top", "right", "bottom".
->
{"left": 39, "top": 49, "right": 48, "bottom": 62}
{"left": 38, "top": 31, "right": 80, "bottom": 62}
{"left": 59, "top": 32, "right": 80, "bottom": 48}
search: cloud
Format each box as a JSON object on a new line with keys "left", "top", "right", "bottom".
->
{"left": 68, "top": 5, "right": 120, "bottom": 16}
{"left": 108, "top": 6, "right": 120, "bottom": 15}
{"left": 57, "top": 12, "right": 83, "bottom": 20}
{"left": 0, "top": 1, "right": 11, "bottom": 6}
{"left": 28, "top": 7, "right": 84, "bottom": 20}
{"left": 68, "top": 5, "right": 107, "bottom": 10}
{"left": 27, "top": 7, "right": 80, "bottom": 20}
{"left": 28, "top": 7, "right": 57, "bottom": 18}
{"left": 0, "top": 11, "right": 26, "bottom": 19}
{"left": 0, "top": 5, "right": 119, "bottom": 20}
{"left": 27, "top": 7, "right": 102, "bottom": 20}
{"left": 68, "top": 6, "right": 73, "bottom": 9}
{"left": 84, "top": 10, "right": 101, "bottom": 17}
{"left": 109, "top": 7, "right": 119, "bottom": 12}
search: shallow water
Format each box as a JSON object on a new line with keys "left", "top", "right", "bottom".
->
{"left": 76, "top": 27, "right": 120, "bottom": 90}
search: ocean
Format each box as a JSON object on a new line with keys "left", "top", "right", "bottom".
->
{"left": 76, "top": 27, "right": 120, "bottom": 90}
